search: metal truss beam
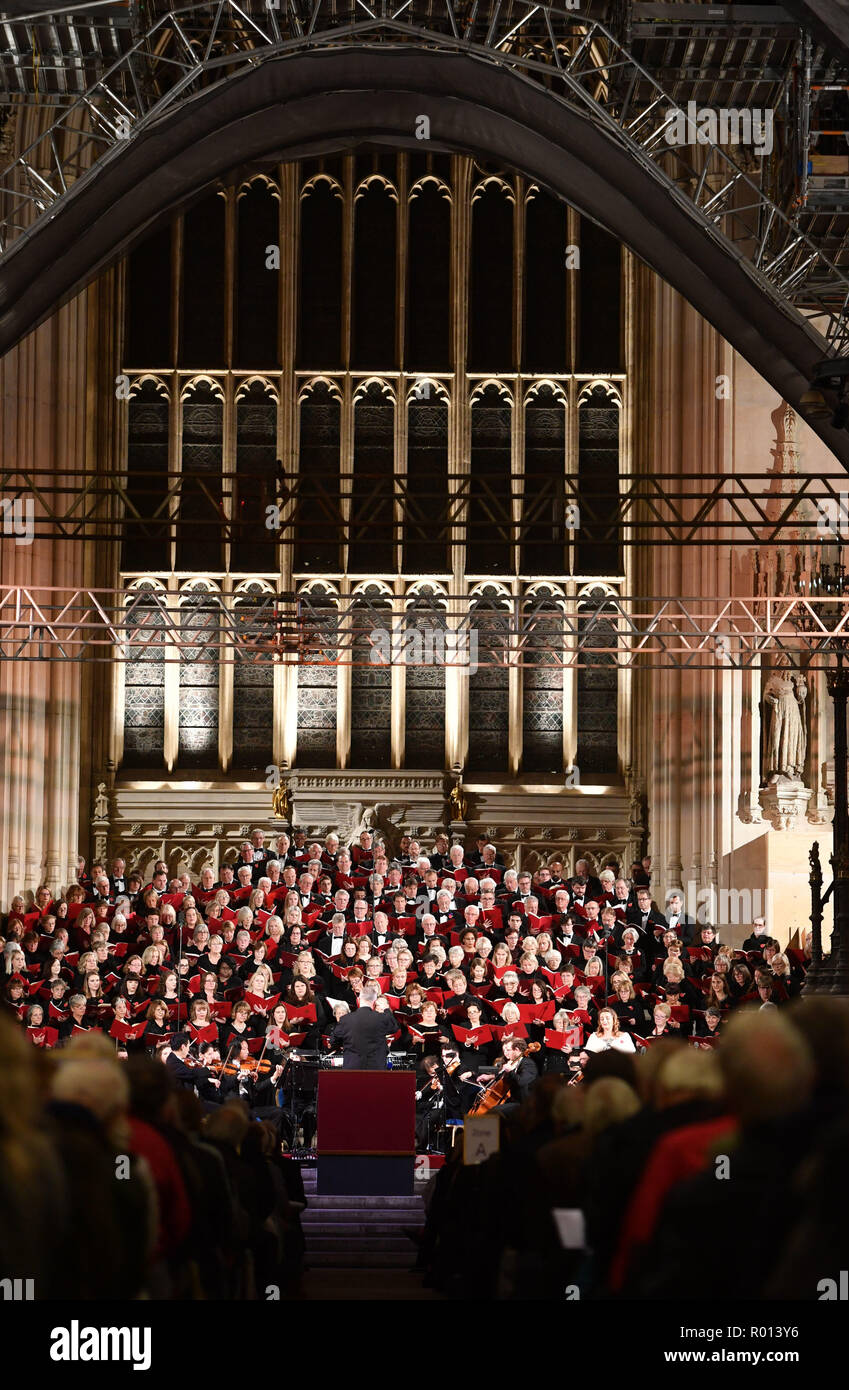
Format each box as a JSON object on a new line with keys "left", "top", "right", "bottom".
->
{"left": 2, "top": 467, "right": 847, "bottom": 546}
{"left": 0, "top": 5, "right": 848, "bottom": 459}
{"left": 1, "top": 584, "right": 847, "bottom": 670}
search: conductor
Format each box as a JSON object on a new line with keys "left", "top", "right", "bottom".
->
{"left": 329, "top": 984, "right": 397, "bottom": 1070}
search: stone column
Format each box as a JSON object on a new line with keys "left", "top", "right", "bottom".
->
{"left": 0, "top": 288, "right": 90, "bottom": 904}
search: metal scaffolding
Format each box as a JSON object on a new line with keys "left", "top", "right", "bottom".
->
{"left": 1, "top": 1, "right": 849, "bottom": 349}
{"left": 0, "top": 465, "right": 846, "bottom": 546}
{"left": 1, "top": 582, "right": 847, "bottom": 668}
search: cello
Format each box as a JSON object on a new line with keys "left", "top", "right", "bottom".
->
{"left": 466, "top": 1042, "right": 540, "bottom": 1116}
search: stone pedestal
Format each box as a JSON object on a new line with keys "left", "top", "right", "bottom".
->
{"left": 449, "top": 819, "right": 468, "bottom": 845}
{"left": 759, "top": 779, "right": 813, "bottom": 833}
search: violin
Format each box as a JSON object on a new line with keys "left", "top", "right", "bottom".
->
{"left": 222, "top": 1056, "right": 273, "bottom": 1076}
{"left": 223, "top": 1034, "right": 273, "bottom": 1077}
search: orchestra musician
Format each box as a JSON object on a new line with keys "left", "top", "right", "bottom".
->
{"left": 460, "top": 1037, "right": 538, "bottom": 1115}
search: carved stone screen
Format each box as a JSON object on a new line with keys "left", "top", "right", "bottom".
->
{"left": 468, "top": 597, "right": 510, "bottom": 773}
{"left": 576, "top": 607, "right": 618, "bottom": 775}
{"left": 232, "top": 594, "right": 274, "bottom": 770}
{"left": 122, "top": 593, "right": 166, "bottom": 768}
{"left": 404, "top": 604, "right": 447, "bottom": 768}
{"left": 350, "top": 594, "right": 392, "bottom": 766}
{"left": 296, "top": 596, "right": 338, "bottom": 767}
{"left": 178, "top": 596, "right": 220, "bottom": 768}
{"left": 522, "top": 606, "right": 564, "bottom": 773}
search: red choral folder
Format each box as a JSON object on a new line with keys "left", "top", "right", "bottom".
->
{"left": 544, "top": 1026, "right": 583, "bottom": 1050}
{"left": 243, "top": 991, "right": 280, "bottom": 1015}
{"left": 393, "top": 916, "right": 418, "bottom": 936}
{"left": 285, "top": 1003, "right": 317, "bottom": 1022}
{"left": 187, "top": 1022, "right": 219, "bottom": 1044}
{"left": 451, "top": 1024, "right": 493, "bottom": 1047}
{"left": 526, "top": 914, "right": 555, "bottom": 933}
{"left": 491, "top": 1023, "right": 529, "bottom": 1040}
{"left": 109, "top": 1019, "right": 148, "bottom": 1043}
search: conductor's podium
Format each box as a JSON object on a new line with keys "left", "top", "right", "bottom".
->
{"left": 316, "top": 1071, "right": 416, "bottom": 1195}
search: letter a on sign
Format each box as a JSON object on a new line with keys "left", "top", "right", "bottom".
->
{"left": 463, "top": 1114, "right": 500, "bottom": 1165}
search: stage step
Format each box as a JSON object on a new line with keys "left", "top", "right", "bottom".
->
{"left": 306, "top": 1233, "right": 414, "bottom": 1250}
{"left": 298, "top": 1162, "right": 425, "bottom": 1271}
{"left": 305, "top": 1251, "right": 420, "bottom": 1269}
{"left": 304, "top": 1194, "right": 422, "bottom": 1210}
{"left": 302, "top": 1210, "right": 423, "bottom": 1227}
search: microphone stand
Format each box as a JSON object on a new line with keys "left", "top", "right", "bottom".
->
{"left": 176, "top": 916, "right": 183, "bottom": 1037}
{"left": 429, "top": 1053, "right": 453, "bottom": 1155}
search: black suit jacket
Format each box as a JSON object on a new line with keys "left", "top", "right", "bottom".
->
{"left": 666, "top": 912, "right": 698, "bottom": 945}
{"left": 621, "top": 909, "right": 667, "bottom": 957}
{"left": 314, "top": 932, "right": 348, "bottom": 958}
{"left": 166, "top": 1053, "right": 212, "bottom": 1090}
{"left": 330, "top": 1006, "right": 397, "bottom": 1070}
{"left": 504, "top": 1055, "right": 539, "bottom": 1103}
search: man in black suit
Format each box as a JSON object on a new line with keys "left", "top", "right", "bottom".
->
{"left": 233, "top": 841, "right": 256, "bottom": 880}
{"left": 428, "top": 834, "right": 451, "bottom": 871}
{"left": 249, "top": 830, "right": 270, "bottom": 881}
{"left": 314, "top": 912, "right": 349, "bottom": 959}
{"left": 623, "top": 886, "right": 667, "bottom": 958}
{"left": 109, "top": 857, "right": 127, "bottom": 898}
{"left": 555, "top": 913, "right": 585, "bottom": 955}
{"left": 329, "top": 986, "right": 398, "bottom": 1070}
{"left": 574, "top": 858, "right": 604, "bottom": 899}
{"left": 741, "top": 916, "right": 769, "bottom": 952}
{"left": 665, "top": 891, "right": 698, "bottom": 945}
{"left": 166, "top": 1033, "right": 218, "bottom": 1094}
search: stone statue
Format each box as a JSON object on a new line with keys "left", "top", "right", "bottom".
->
{"left": 93, "top": 783, "right": 109, "bottom": 820}
{"left": 345, "top": 803, "right": 405, "bottom": 855}
{"left": 271, "top": 784, "right": 291, "bottom": 821}
{"left": 763, "top": 657, "right": 807, "bottom": 782}
{"left": 448, "top": 781, "right": 468, "bottom": 822}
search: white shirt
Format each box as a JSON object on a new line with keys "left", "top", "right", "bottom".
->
{"left": 585, "top": 1032, "right": 636, "bottom": 1054}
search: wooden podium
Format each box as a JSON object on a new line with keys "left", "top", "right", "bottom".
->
{"left": 316, "top": 1071, "right": 416, "bottom": 1194}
